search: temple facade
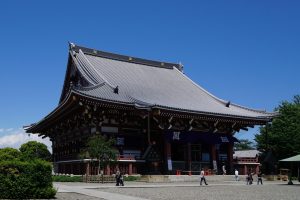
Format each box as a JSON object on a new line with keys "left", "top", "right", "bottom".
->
{"left": 26, "top": 43, "right": 276, "bottom": 175}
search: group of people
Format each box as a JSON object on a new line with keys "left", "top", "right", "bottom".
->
{"left": 199, "top": 168, "right": 263, "bottom": 186}
{"left": 114, "top": 168, "right": 263, "bottom": 186}
{"left": 245, "top": 170, "right": 263, "bottom": 185}
{"left": 235, "top": 168, "right": 263, "bottom": 185}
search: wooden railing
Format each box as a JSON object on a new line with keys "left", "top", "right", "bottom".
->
{"left": 176, "top": 169, "right": 213, "bottom": 176}
{"left": 83, "top": 175, "right": 115, "bottom": 183}
{"left": 117, "top": 155, "right": 136, "bottom": 160}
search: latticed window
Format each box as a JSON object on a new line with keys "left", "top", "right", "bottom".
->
{"left": 191, "top": 144, "right": 201, "bottom": 161}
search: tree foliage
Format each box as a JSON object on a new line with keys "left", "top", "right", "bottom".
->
{"left": 234, "top": 139, "right": 255, "bottom": 150}
{"left": 80, "top": 135, "right": 117, "bottom": 174}
{"left": 0, "top": 147, "right": 22, "bottom": 161}
{"left": 19, "top": 141, "right": 52, "bottom": 161}
{"left": 255, "top": 95, "right": 300, "bottom": 160}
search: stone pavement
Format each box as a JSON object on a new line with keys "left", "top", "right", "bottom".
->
{"left": 54, "top": 183, "right": 148, "bottom": 200}
{"left": 54, "top": 180, "right": 300, "bottom": 200}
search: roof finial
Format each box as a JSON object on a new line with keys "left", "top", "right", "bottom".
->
{"left": 178, "top": 62, "right": 184, "bottom": 72}
{"left": 226, "top": 101, "right": 231, "bottom": 107}
{"left": 114, "top": 86, "right": 119, "bottom": 94}
{"left": 68, "top": 42, "right": 75, "bottom": 50}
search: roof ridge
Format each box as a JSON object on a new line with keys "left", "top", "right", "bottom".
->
{"left": 173, "top": 67, "right": 229, "bottom": 106}
{"left": 230, "top": 102, "right": 277, "bottom": 115}
{"left": 73, "top": 82, "right": 106, "bottom": 91}
{"left": 77, "top": 49, "right": 117, "bottom": 88}
{"left": 69, "top": 42, "right": 183, "bottom": 71}
{"left": 173, "top": 67, "right": 275, "bottom": 116}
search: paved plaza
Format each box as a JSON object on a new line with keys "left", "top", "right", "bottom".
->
{"left": 54, "top": 180, "right": 300, "bottom": 200}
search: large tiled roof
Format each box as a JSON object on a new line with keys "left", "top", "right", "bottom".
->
{"left": 69, "top": 44, "right": 275, "bottom": 121}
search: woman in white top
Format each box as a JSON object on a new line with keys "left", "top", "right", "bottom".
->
{"left": 200, "top": 168, "right": 208, "bottom": 185}
{"left": 234, "top": 169, "right": 239, "bottom": 181}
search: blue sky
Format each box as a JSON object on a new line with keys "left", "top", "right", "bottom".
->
{"left": 0, "top": 1, "right": 299, "bottom": 148}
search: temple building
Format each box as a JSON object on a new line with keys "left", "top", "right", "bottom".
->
{"left": 25, "top": 43, "right": 276, "bottom": 175}
{"left": 233, "top": 150, "right": 261, "bottom": 175}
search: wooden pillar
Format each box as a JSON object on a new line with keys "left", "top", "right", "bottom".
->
{"left": 211, "top": 144, "right": 217, "bottom": 173}
{"left": 86, "top": 162, "right": 90, "bottom": 175}
{"left": 106, "top": 164, "right": 111, "bottom": 175}
{"left": 244, "top": 165, "right": 247, "bottom": 175}
{"left": 255, "top": 165, "right": 259, "bottom": 174}
{"left": 128, "top": 163, "right": 133, "bottom": 175}
{"left": 187, "top": 143, "right": 192, "bottom": 172}
{"left": 147, "top": 111, "right": 151, "bottom": 145}
{"left": 227, "top": 143, "right": 234, "bottom": 174}
{"left": 164, "top": 140, "right": 172, "bottom": 172}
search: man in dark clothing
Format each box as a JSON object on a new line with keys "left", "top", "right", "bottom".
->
{"left": 115, "top": 170, "right": 121, "bottom": 186}
{"left": 246, "top": 170, "right": 253, "bottom": 185}
{"left": 115, "top": 170, "right": 124, "bottom": 186}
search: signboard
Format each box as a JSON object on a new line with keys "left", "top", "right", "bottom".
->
{"left": 167, "top": 158, "right": 172, "bottom": 171}
{"left": 213, "top": 160, "right": 217, "bottom": 171}
{"left": 220, "top": 136, "right": 229, "bottom": 143}
{"left": 116, "top": 137, "right": 124, "bottom": 145}
{"left": 172, "top": 131, "right": 180, "bottom": 140}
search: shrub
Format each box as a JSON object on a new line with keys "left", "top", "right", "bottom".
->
{"left": 0, "top": 159, "right": 56, "bottom": 199}
{"left": 124, "top": 176, "right": 140, "bottom": 181}
{"left": 53, "top": 175, "right": 82, "bottom": 182}
{"left": 0, "top": 147, "right": 21, "bottom": 161}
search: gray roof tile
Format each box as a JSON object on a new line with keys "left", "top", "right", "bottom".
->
{"left": 233, "top": 150, "right": 260, "bottom": 158}
{"left": 71, "top": 47, "right": 275, "bottom": 120}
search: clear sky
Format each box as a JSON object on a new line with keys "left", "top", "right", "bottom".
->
{"left": 0, "top": 0, "right": 299, "bottom": 149}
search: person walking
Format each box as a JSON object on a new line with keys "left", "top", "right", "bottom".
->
{"left": 246, "top": 170, "right": 253, "bottom": 185}
{"left": 115, "top": 170, "right": 121, "bottom": 186}
{"left": 200, "top": 168, "right": 208, "bottom": 185}
{"left": 257, "top": 171, "right": 263, "bottom": 185}
{"left": 119, "top": 171, "right": 124, "bottom": 186}
{"left": 222, "top": 164, "right": 226, "bottom": 175}
{"left": 234, "top": 169, "right": 239, "bottom": 181}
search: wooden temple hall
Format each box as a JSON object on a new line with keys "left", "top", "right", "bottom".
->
{"left": 26, "top": 43, "right": 275, "bottom": 175}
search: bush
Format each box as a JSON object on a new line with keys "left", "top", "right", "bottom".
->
{"left": 53, "top": 175, "right": 82, "bottom": 182}
{"left": 0, "top": 147, "right": 21, "bottom": 161}
{"left": 124, "top": 176, "right": 140, "bottom": 181}
{"left": 0, "top": 159, "right": 56, "bottom": 199}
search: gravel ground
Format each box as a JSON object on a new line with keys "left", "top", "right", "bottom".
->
{"left": 96, "top": 183, "right": 300, "bottom": 200}
{"left": 55, "top": 192, "right": 104, "bottom": 200}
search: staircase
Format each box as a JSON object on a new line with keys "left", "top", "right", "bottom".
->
{"left": 140, "top": 175, "right": 248, "bottom": 183}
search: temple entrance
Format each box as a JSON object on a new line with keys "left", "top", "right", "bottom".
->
{"left": 171, "top": 142, "right": 185, "bottom": 172}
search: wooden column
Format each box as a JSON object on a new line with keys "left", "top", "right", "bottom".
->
{"left": 164, "top": 140, "right": 172, "bottom": 172}
{"left": 211, "top": 144, "right": 217, "bottom": 173}
{"left": 187, "top": 143, "right": 192, "bottom": 172}
{"left": 147, "top": 111, "right": 151, "bottom": 145}
{"left": 106, "top": 164, "right": 111, "bottom": 175}
{"left": 86, "top": 162, "right": 90, "bottom": 175}
{"left": 128, "top": 163, "right": 133, "bottom": 175}
{"left": 227, "top": 143, "right": 234, "bottom": 174}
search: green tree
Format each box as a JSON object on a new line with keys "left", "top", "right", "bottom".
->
{"left": 81, "top": 135, "right": 117, "bottom": 175}
{"left": 19, "top": 141, "right": 51, "bottom": 161}
{"left": 255, "top": 95, "right": 300, "bottom": 160}
{"left": 0, "top": 147, "right": 21, "bottom": 161}
{"left": 234, "top": 139, "right": 255, "bottom": 150}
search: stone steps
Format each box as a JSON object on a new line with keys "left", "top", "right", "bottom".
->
{"left": 140, "top": 175, "right": 248, "bottom": 182}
